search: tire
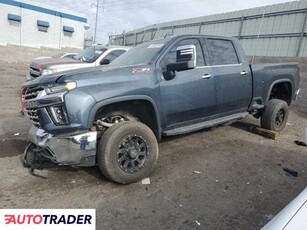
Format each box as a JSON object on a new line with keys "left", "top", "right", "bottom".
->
{"left": 23, "top": 143, "right": 36, "bottom": 168}
{"left": 260, "top": 99, "right": 289, "bottom": 132}
{"left": 97, "top": 121, "right": 159, "bottom": 184}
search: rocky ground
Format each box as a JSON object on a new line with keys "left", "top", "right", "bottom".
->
{"left": 0, "top": 60, "right": 306, "bottom": 229}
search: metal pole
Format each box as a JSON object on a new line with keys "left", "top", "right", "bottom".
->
{"left": 171, "top": 26, "right": 175, "bottom": 35}
{"left": 238, "top": 16, "right": 244, "bottom": 40}
{"left": 94, "top": 0, "right": 100, "bottom": 44}
{"left": 140, "top": 30, "right": 146, "bottom": 43}
{"left": 251, "top": 8, "right": 265, "bottom": 64}
{"left": 296, "top": 9, "right": 307, "bottom": 57}
{"left": 198, "top": 23, "right": 202, "bottom": 34}
{"left": 134, "top": 33, "right": 137, "bottom": 46}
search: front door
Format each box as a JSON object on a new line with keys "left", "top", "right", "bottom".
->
{"left": 159, "top": 38, "right": 216, "bottom": 128}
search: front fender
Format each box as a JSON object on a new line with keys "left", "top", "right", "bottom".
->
{"left": 88, "top": 95, "right": 162, "bottom": 140}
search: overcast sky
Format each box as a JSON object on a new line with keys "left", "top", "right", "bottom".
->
{"left": 39, "top": 0, "right": 295, "bottom": 44}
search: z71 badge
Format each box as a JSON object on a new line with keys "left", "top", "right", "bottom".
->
{"left": 132, "top": 67, "right": 150, "bottom": 74}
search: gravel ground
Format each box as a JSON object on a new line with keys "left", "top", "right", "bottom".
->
{"left": 0, "top": 60, "right": 306, "bottom": 229}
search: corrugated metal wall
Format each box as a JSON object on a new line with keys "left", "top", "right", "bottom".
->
{"left": 109, "top": 0, "right": 307, "bottom": 57}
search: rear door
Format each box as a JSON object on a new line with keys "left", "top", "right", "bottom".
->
{"left": 203, "top": 38, "right": 252, "bottom": 115}
{"left": 159, "top": 38, "right": 216, "bottom": 127}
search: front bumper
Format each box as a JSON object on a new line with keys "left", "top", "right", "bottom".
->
{"left": 28, "top": 125, "right": 97, "bottom": 166}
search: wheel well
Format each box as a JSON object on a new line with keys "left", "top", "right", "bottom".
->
{"left": 269, "top": 82, "right": 292, "bottom": 105}
{"left": 95, "top": 100, "right": 160, "bottom": 140}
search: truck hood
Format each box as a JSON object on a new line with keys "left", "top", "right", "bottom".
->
{"left": 30, "top": 57, "right": 83, "bottom": 69}
{"left": 22, "top": 65, "right": 152, "bottom": 88}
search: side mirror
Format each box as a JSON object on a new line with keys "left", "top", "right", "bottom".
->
{"left": 166, "top": 61, "right": 195, "bottom": 72}
{"left": 176, "top": 44, "right": 196, "bottom": 65}
{"left": 100, "top": 59, "right": 111, "bottom": 65}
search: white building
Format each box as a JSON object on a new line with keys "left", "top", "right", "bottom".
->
{"left": 0, "top": 0, "right": 88, "bottom": 49}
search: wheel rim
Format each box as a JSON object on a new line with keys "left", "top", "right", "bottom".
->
{"left": 117, "top": 135, "right": 148, "bottom": 173}
{"left": 275, "top": 109, "right": 285, "bottom": 127}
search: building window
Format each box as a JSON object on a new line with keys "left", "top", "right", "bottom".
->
{"left": 8, "top": 14, "right": 21, "bottom": 27}
{"left": 63, "top": 26, "right": 74, "bottom": 37}
{"left": 37, "top": 20, "right": 49, "bottom": 32}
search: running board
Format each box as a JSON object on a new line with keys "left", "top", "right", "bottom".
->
{"left": 163, "top": 112, "right": 248, "bottom": 136}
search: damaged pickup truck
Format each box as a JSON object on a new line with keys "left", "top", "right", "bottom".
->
{"left": 21, "top": 35, "right": 300, "bottom": 184}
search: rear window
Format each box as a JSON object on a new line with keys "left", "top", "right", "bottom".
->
{"left": 205, "top": 39, "right": 239, "bottom": 66}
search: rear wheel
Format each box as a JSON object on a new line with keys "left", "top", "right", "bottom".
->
{"left": 260, "top": 99, "right": 289, "bottom": 132}
{"left": 97, "top": 121, "right": 158, "bottom": 184}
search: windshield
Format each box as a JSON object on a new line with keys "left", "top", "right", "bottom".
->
{"left": 109, "top": 40, "right": 167, "bottom": 67}
{"left": 73, "top": 47, "right": 107, "bottom": 63}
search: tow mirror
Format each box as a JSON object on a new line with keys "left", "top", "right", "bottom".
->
{"left": 162, "top": 44, "right": 197, "bottom": 81}
{"left": 175, "top": 44, "right": 196, "bottom": 68}
{"left": 166, "top": 61, "right": 195, "bottom": 72}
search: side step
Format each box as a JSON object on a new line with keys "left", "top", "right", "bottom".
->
{"left": 163, "top": 112, "right": 248, "bottom": 136}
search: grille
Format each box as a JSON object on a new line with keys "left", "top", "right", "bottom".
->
{"left": 25, "top": 109, "right": 40, "bottom": 127}
{"left": 22, "top": 86, "right": 44, "bottom": 127}
{"left": 23, "top": 86, "right": 43, "bottom": 100}
{"left": 29, "top": 66, "right": 41, "bottom": 78}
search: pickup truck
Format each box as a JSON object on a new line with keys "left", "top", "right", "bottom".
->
{"left": 21, "top": 35, "right": 300, "bottom": 184}
{"left": 27, "top": 45, "right": 130, "bottom": 81}
{"left": 33, "top": 52, "right": 78, "bottom": 60}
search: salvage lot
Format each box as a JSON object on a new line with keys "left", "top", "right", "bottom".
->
{"left": 0, "top": 60, "right": 306, "bottom": 229}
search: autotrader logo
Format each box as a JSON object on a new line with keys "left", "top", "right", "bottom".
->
{"left": 0, "top": 209, "right": 95, "bottom": 230}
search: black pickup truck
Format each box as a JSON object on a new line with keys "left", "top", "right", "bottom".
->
{"left": 22, "top": 35, "right": 300, "bottom": 184}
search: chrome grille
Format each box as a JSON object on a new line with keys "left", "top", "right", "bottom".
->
{"left": 23, "top": 86, "right": 43, "bottom": 100}
{"left": 25, "top": 109, "right": 40, "bottom": 127}
{"left": 22, "top": 86, "right": 44, "bottom": 127}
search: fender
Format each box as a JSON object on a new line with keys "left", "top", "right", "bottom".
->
{"left": 265, "top": 79, "right": 293, "bottom": 105}
{"left": 88, "top": 95, "right": 162, "bottom": 140}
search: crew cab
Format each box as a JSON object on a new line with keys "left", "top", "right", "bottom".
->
{"left": 26, "top": 45, "right": 130, "bottom": 81}
{"left": 21, "top": 35, "right": 300, "bottom": 184}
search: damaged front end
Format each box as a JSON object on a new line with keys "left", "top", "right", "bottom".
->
{"left": 24, "top": 125, "right": 97, "bottom": 168}
{"left": 21, "top": 82, "right": 98, "bottom": 169}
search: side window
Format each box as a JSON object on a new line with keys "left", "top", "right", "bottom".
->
{"left": 205, "top": 39, "right": 239, "bottom": 65}
{"left": 104, "top": 50, "right": 126, "bottom": 62}
{"left": 160, "top": 39, "right": 204, "bottom": 70}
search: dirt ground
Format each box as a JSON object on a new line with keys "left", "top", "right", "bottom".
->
{"left": 0, "top": 60, "right": 306, "bottom": 230}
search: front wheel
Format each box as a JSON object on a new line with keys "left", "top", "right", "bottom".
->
{"left": 97, "top": 121, "right": 159, "bottom": 184}
{"left": 260, "top": 99, "right": 289, "bottom": 132}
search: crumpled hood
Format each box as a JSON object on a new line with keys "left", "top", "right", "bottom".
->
{"left": 30, "top": 57, "right": 82, "bottom": 69}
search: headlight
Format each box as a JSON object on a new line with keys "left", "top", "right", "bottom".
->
{"left": 45, "top": 82, "right": 77, "bottom": 94}
{"left": 49, "top": 105, "right": 68, "bottom": 125}
{"left": 41, "top": 69, "right": 56, "bottom": 76}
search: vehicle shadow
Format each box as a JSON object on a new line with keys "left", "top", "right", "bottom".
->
{"left": 230, "top": 120, "right": 256, "bottom": 133}
{"left": 82, "top": 166, "right": 108, "bottom": 181}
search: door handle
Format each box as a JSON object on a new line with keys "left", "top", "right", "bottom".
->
{"left": 240, "top": 71, "right": 247, "bottom": 75}
{"left": 202, "top": 74, "right": 212, "bottom": 79}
